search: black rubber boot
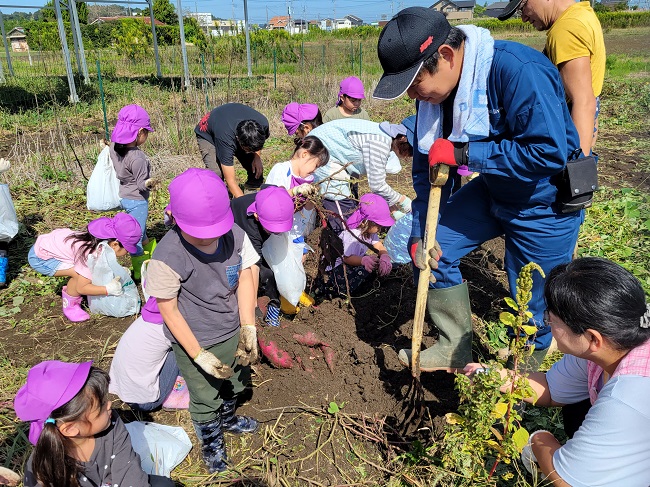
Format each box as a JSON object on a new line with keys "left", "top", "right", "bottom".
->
{"left": 221, "top": 398, "right": 259, "bottom": 434}
{"left": 398, "top": 282, "right": 473, "bottom": 371}
{"left": 193, "top": 414, "right": 228, "bottom": 473}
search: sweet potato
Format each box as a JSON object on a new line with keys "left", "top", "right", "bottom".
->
{"left": 293, "top": 331, "right": 330, "bottom": 348}
{"left": 0, "top": 467, "right": 20, "bottom": 486}
{"left": 258, "top": 337, "right": 294, "bottom": 369}
{"left": 321, "top": 345, "right": 336, "bottom": 374}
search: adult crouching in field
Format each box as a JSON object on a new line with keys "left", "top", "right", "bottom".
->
{"left": 195, "top": 103, "right": 270, "bottom": 198}
{"left": 493, "top": 0, "right": 605, "bottom": 156}
{"left": 306, "top": 118, "right": 414, "bottom": 234}
{"left": 465, "top": 258, "right": 650, "bottom": 486}
{"left": 374, "top": 8, "right": 583, "bottom": 371}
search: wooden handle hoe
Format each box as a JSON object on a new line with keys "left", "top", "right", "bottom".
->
{"left": 411, "top": 164, "right": 450, "bottom": 378}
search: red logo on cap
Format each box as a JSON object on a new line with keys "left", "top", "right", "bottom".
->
{"left": 420, "top": 36, "right": 433, "bottom": 53}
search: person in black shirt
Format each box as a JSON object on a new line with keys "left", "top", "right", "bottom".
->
{"left": 231, "top": 186, "right": 294, "bottom": 326}
{"left": 195, "top": 103, "right": 270, "bottom": 198}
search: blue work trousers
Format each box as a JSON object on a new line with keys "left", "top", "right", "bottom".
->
{"left": 431, "top": 177, "right": 582, "bottom": 350}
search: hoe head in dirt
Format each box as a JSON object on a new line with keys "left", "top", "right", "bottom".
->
{"left": 398, "top": 164, "right": 449, "bottom": 436}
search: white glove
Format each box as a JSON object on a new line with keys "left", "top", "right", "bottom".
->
{"left": 194, "top": 348, "right": 234, "bottom": 379}
{"left": 104, "top": 276, "right": 124, "bottom": 296}
{"left": 521, "top": 430, "right": 550, "bottom": 476}
{"left": 144, "top": 178, "right": 159, "bottom": 190}
{"left": 0, "top": 158, "right": 11, "bottom": 174}
{"left": 292, "top": 183, "right": 318, "bottom": 197}
{"left": 399, "top": 196, "right": 412, "bottom": 213}
{"left": 235, "top": 324, "right": 259, "bottom": 366}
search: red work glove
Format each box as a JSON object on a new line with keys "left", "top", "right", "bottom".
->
{"left": 428, "top": 139, "right": 469, "bottom": 168}
{"left": 378, "top": 253, "right": 392, "bottom": 276}
{"left": 361, "top": 255, "right": 378, "bottom": 273}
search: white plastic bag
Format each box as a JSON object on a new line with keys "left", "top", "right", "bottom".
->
{"left": 262, "top": 232, "right": 305, "bottom": 306}
{"left": 87, "top": 242, "right": 141, "bottom": 317}
{"left": 0, "top": 184, "right": 19, "bottom": 242}
{"left": 124, "top": 421, "right": 192, "bottom": 477}
{"left": 86, "top": 146, "right": 121, "bottom": 211}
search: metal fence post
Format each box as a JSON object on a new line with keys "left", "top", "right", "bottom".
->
{"left": 176, "top": 0, "right": 191, "bottom": 88}
{"left": 54, "top": 0, "right": 79, "bottom": 102}
{"left": 0, "top": 10, "right": 14, "bottom": 77}
{"left": 148, "top": 0, "right": 162, "bottom": 77}
{"left": 70, "top": 0, "right": 89, "bottom": 84}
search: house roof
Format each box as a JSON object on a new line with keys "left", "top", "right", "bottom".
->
{"left": 7, "top": 27, "right": 26, "bottom": 38}
{"left": 345, "top": 14, "right": 363, "bottom": 21}
{"left": 91, "top": 16, "right": 167, "bottom": 26}
{"left": 485, "top": 1, "right": 510, "bottom": 10}
{"left": 268, "top": 15, "right": 289, "bottom": 27}
{"left": 431, "top": 0, "right": 476, "bottom": 8}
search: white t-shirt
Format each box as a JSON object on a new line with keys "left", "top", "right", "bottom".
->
{"left": 265, "top": 160, "right": 316, "bottom": 241}
{"left": 109, "top": 315, "right": 171, "bottom": 403}
{"left": 330, "top": 228, "right": 378, "bottom": 269}
{"left": 546, "top": 354, "right": 650, "bottom": 486}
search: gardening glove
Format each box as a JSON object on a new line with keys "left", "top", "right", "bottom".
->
{"left": 292, "top": 183, "right": 319, "bottom": 197}
{"left": 409, "top": 237, "right": 442, "bottom": 272}
{"left": 521, "top": 430, "right": 551, "bottom": 476}
{"left": 194, "top": 348, "right": 234, "bottom": 379}
{"left": 427, "top": 139, "right": 468, "bottom": 168}
{"left": 378, "top": 253, "right": 392, "bottom": 276}
{"left": 105, "top": 276, "right": 124, "bottom": 296}
{"left": 0, "top": 158, "right": 10, "bottom": 174}
{"left": 144, "top": 178, "right": 159, "bottom": 190}
{"left": 235, "top": 324, "right": 259, "bottom": 366}
{"left": 398, "top": 195, "right": 412, "bottom": 213}
{"left": 361, "top": 254, "right": 378, "bottom": 273}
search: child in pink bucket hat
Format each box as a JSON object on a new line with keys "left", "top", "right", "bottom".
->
{"left": 28, "top": 213, "right": 141, "bottom": 322}
{"left": 323, "top": 76, "right": 370, "bottom": 123}
{"left": 281, "top": 102, "right": 323, "bottom": 139}
{"left": 144, "top": 168, "right": 260, "bottom": 474}
{"left": 315, "top": 193, "right": 395, "bottom": 298}
{"left": 110, "top": 104, "right": 158, "bottom": 280}
{"left": 14, "top": 360, "right": 174, "bottom": 487}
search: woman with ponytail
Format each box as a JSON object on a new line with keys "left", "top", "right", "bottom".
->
{"left": 14, "top": 361, "right": 174, "bottom": 487}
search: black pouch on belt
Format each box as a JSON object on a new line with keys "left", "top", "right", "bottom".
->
{"left": 554, "top": 154, "right": 599, "bottom": 213}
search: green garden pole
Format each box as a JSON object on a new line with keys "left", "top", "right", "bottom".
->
{"left": 359, "top": 41, "right": 362, "bottom": 78}
{"left": 350, "top": 39, "right": 354, "bottom": 72}
{"left": 273, "top": 49, "right": 277, "bottom": 89}
{"left": 96, "top": 59, "right": 109, "bottom": 141}
{"left": 201, "top": 53, "right": 209, "bottom": 111}
{"left": 301, "top": 40, "right": 304, "bottom": 72}
{"left": 322, "top": 45, "right": 325, "bottom": 74}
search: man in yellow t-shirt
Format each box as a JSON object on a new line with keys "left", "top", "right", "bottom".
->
{"left": 494, "top": 0, "right": 605, "bottom": 157}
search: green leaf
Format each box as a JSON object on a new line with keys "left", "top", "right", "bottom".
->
{"left": 512, "top": 427, "right": 530, "bottom": 452}
{"left": 327, "top": 402, "right": 340, "bottom": 414}
{"left": 499, "top": 312, "right": 516, "bottom": 327}
{"left": 521, "top": 325, "right": 538, "bottom": 336}
{"left": 504, "top": 297, "right": 518, "bottom": 311}
{"left": 445, "top": 412, "right": 464, "bottom": 425}
{"left": 491, "top": 402, "right": 508, "bottom": 419}
{"left": 13, "top": 296, "right": 25, "bottom": 306}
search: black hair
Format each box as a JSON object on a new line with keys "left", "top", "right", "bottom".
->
{"left": 292, "top": 135, "right": 329, "bottom": 168}
{"left": 293, "top": 110, "right": 324, "bottom": 141}
{"left": 544, "top": 257, "right": 650, "bottom": 351}
{"left": 356, "top": 219, "right": 384, "bottom": 240}
{"left": 113, "top": 143, "right": 130, "bottom": 157}
{"left": 419, "top": 27, "right": 467, "bottom": 76}
{"left": 392, "top": 135, "right": 413, "bottom": 158}
{"left": 31, "top": 367, "right": 110, "bottom": 487}
{"left": 236, "top": 120, "right": 268, "bottom": 152}
{"left": 64, "top": 230, "right": 121, "bottom": 265}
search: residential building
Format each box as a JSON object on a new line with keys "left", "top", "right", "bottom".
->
{"left": 213, "top": 19, "right": 245, "bottom": 36}
{"left": 430, "top": 0, "right": 476, "bottom": 20}
{"left": 484, "top": 1, "right": 511, "bottom": 17}
{"left": 7, "top": 27, "right": 28, "bottom": 52}
{"left": 345, "top": 14, "right": 363, "bottom": 26}
{"left": 186, "top": 12, "right": 213, "bottom": 34}
{"left": 268, "top": 15, "right": 290, "bottom": 30}
{"left": 334, "top": 17, "right": 353, "bottom": 29}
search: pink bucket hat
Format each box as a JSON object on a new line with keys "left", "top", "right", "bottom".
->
{"left": 168, "top": 168, "right": 234, "bottom": 239}
{"left": 347, "top": 193, "right": 395, "bottom": 229}
{"left": 88, "top": 213, "right": 141, "bottom": 254}
{"left": 111, "top": 104, "right": 154, "bottom": 144}
{"left": 338, "top": 76, "right": 365, "bottom": 101}
{"left": 281, "top": 102, "right": 320, "bottom": 135}
{"left": 14, "top": 360, "right": 93, "bottom": 445}
{"left": 247, "top": 186, "right": 294, "bottom": 233}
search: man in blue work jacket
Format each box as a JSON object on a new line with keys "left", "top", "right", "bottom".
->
{"left": 373, "top": 7, "right": 583, "bottom": 371}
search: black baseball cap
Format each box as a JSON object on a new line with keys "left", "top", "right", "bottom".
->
{"left": 373, "top": 7, "right": 452, "bottom": 100}
{"left": 491, "top": 0, "right": 524, "bottom": 20}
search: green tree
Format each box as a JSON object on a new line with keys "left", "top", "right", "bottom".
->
{"left": 474, "top": 3, "right": 487, "bottom": 17}
{"left": 182, "top": 16, "right": 207, "bottom": 50}
{"left": 112, "top": 18, "right": 152, "bottom": 61}
{"left": 39, "top": 1, "right": 88, "bottom": 23}
{"left": 153, "top": 0, "right": 178, "bottom": 25}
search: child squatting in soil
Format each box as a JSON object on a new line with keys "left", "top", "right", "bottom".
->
{"left": 27, "top": 213, "right": 141, "bottom": 323}
{"left": 144, "top": 168, "right": 260, "bottom": 474}
{"left": 322, "top": 76, "right": 370, "bottom": 123}
{"left": 109, "top": 104, "right": 158, "bottom": 280}
{"left": 316, "top": 193, "right": 395, "bottom": 298}
{"left": 14, "top": 360, "right": 174, "bottom": 487}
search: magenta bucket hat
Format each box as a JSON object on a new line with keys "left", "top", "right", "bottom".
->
{"left": 168, "top": 168, "right": 234, "bottom": 239}
{"left": 247, "top": 186, "right": 294, "bottom": 233}
{"left": 281, "top": 102, "right": 320, "bottom": 135}
{"left": 339, "top": 76, "right": 366, "bottom": 100}
{"left": 111, "top": 104, "right": 154, "bottom": 144}
{"left": 14, "top": 360, "right": 93, "bottom": 445}
{"left": 88, "top": 213, "right": 142, "bottom": 254}
{"left": 347, "top": 193, "right": 395, "bottom": 229}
